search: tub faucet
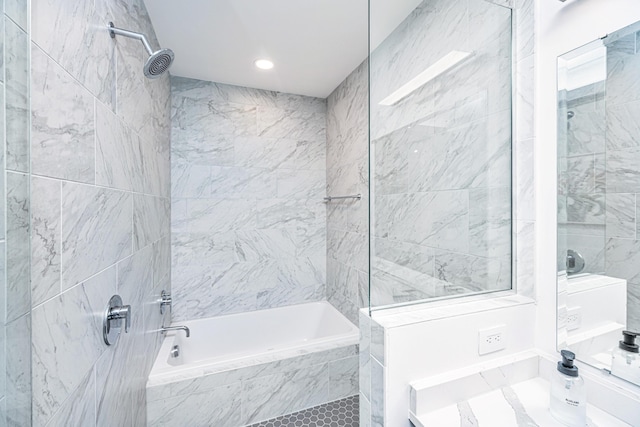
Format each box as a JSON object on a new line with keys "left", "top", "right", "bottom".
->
{"left": 161, "top": 325, "right": 190, "bottom": 338}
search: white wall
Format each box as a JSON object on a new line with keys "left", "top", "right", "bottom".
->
{"left": 535, "top": 0, "right": 640, "bottom": 355}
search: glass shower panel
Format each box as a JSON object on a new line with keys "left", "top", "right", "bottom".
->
{"left": 369, "top": 0, "right": 513, "bottom": 309}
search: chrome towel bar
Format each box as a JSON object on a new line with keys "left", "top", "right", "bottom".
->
{"left": 323, "top": 194, "right": 362, "bottom": 203}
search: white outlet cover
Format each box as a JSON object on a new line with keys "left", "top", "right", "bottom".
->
{"left": 478, "top": 325, "right": 507, "bottom": 355}
{"left": 566, "top": 306, "right": 582, "bottom": 331}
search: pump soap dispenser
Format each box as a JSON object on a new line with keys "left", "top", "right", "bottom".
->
{"left": 550, "top": 350, "right": 586, "bottom": 426}
{"left": 611, "top": 330, "right": 640, "bottom": 385}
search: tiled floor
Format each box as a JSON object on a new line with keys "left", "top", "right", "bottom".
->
{"left": 248, "top": 395, "right": 359, "bottom": 427}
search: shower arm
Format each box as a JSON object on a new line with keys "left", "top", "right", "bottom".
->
{"left": 108, "top": 22, "right": 154, "bottom": 56}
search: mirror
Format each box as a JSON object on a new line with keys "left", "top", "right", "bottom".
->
{"left": 557, "top": 21, "right": 640, "bottom": 386}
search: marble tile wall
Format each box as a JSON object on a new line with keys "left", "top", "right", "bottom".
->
{"left": 558, "top": 32, "right": 640, "bottom": 331}
{"left": 326, "top": 60, "right": 369, "bottom": 325}
{"left": 558, "top": 82, "right": 607, "bottom": 276}
{"left": 146, "top": 345, "right": 358, "bottom": 427}
{"left": 2, "top": 0, "right": 31, "bottom": 424}
{"left": 170, "top": 77, "right": 327, "bottom": 321}
{"left": 369, "top": 0, "right": 516, "bottom": 307}
{"left": 27, "top": 0, "right": 171, "bottom": 426}
{"left": 596, "top": 32, "right": 640, "bottom": 330}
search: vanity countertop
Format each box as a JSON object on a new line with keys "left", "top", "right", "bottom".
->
{"left": 410, "top": 377, "right": 630, "bottom": 427}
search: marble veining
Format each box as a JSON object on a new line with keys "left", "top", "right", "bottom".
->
{"left": 60, "top": 182, "right": 132, "bottom": 289}
{"left": 171, "top": 78, "right": 327, "bottom": 320}
{"left": 31, "top": 44, "right": 95, "bottom": 183}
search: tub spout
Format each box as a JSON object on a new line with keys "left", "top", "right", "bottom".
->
{"left": 161, "top": 325, "right": 190, "bottom": 338}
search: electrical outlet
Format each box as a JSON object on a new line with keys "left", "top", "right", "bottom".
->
{"left": 478, "top": 325, "right": 506, "bottom": 355}
{"left": 566, "top": 306, "right": 582, "bottom": 331}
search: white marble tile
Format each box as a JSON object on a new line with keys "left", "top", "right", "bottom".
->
{"left": 6, "top": 171, "right": 29, "bottom": 322}
{"left": 515, "top": 0, "right": 534, "bottom": 59}
{"left": 5, "top": 17, "right": 28, "bottom": 172}
{"left": 171, "top": 231, "right": 238, "bottom": 266}
{"left": 257, "top": 106, "right": 326, "bottom": 142}
{"left": 235, "top": 228, "right": 298, "bottom": 262}
{"left": 45, "top": 368, "right": 95, "bottom": 427}
{"left": 134, "top": 194, "right": 169, "bottom": 251}
{"left": 566, "top": 193, "right": 605, "bottom": 224}
{"left": 61, "top": 182, "right": 133, "bottom": 289}
{"left": 31, "top": 176, "right": 61, "bottom": 307}
{"left": 153, "top": 236, "right": 171, "bottom": 285}
{"left": 515, "top": 138, "right": 536, "bottom": 221}
{"left": 241, "top": 363, "right": 329, "bottom": 424}
{"left": 435, "top": 250, "right": 511, "bottom": 292}
{"left": 172, "top": 96, "right": 257, "bottom": 137}
{"left": 277, "top": 169, "right": 325, "bottom": 199}
{"left": 605, "top": 238, "right": 640, "bottom": 283}
{"left": 516, "top": 221, "right": 536, "bottom": 299}
{"left": 178, "top": 198, "right": 257, "bottom": 233}
{"left": 516, "top": 54, "right": 535, "bottom": 141}
{"left": 31, "top": 44, "right": 96, "bottom": 183}
{"left": 31, "top": 267, "right": 115, "bottom": 426}
{"left": 607, "top": 193, "right": 636, "bottom": 239}
{"left": 360, "top": 394, "right": 372, "bottom": 427}
{"left": 329, "top": 356, "right": 359, "bottom": 401}
{"left": 5, "top": 0, "right": 28, "bottom": 32}
{"left": 31, "top": 0, "right": 116, "bottom": 107}
{"left": 142, "top": 133, "right": 170, "bottom": 198}
{"left": 95, "top": 100, "right": 145, "bottom": 193}
{"left": 172, "top": 76, "right": 278, "bottom": 107}
{"left": 171, "top": 162, "right": 211, "bottom": 198}
{"left": 5, "top": 313, "right": 31, "bottom": 427}
{"left": 370, "top": 358, "right": 385, "bottom": 427}
{"left": 606, "top": 148, "right": 640, "bottom": 193}
{"left": 210, "top": 166, "right": 277, "bottom": 199}
{"left": 469, "top": 187, "right": 512, "bottom": 258}
{"left": 606, "top": 99, "right": 640, "bottom": 151}
{"left": 607, "top": 35, "right": 640, "bottom": 107}
{"left": 359, "top": 311, "right": 372, "bottom": 401}
{"left": 234, "top": 136, "right": 297, "bottom": 169}
{"left": 171, "top": 129, "right": 234, "bottom": 167}
{"left": 377, "top": 191, "right": 469, "bottom": 253}
{"left": 149, "top": 383, "right": 242, "bottom": 427}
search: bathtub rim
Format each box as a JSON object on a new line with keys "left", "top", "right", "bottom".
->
{"left": 148, "top": 301, "right": 359, "bottom": 386}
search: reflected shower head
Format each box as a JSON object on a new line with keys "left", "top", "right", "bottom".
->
{"left": 108, "top": 22, "right": 174, "bottom": 79}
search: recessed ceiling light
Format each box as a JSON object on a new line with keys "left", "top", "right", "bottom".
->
{"left": 254, "top": 59, "right": 274, "bottom": 70}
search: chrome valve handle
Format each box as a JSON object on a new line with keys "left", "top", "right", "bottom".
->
{"left": 103, "top": 295, "right": 131, "bottom": 346}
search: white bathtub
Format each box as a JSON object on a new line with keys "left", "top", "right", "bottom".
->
{"left": 148, "top": 301, "right": 359, "bottom": 385}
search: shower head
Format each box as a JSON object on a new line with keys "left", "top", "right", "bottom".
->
{"left": 144, "top": 48, "right": 174, "bottom": 79}
{"left": 108, "top": 22, "right": 174, "bottom": 79}
{"left": 567, "top": 110, "right": 575, "bottom": 119}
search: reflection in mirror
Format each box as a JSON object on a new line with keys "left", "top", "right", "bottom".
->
{"left": 557, "top": 22, "right": 640, "bottom": 387}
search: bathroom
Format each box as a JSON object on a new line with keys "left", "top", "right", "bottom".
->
{"left": 1, "top": 0, "right": 640, "bottom": 426}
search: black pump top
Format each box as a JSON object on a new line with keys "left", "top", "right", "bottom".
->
{"left": 619, "top": 330, "right": 639, "bottom": 353}
{"left": 557, "top": 349, "right": 579, "bottom": 377}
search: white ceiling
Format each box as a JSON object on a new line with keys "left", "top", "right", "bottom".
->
{"left": 144, "top": 0, "right": 421, "bottom": 98}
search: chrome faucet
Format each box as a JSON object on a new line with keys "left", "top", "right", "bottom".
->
{"left": 161, "top": 325, "right": 190, "bottom": 338}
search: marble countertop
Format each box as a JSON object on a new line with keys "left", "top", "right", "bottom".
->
{"left": 410, "top": 377, "right": 631, "bottom": 427}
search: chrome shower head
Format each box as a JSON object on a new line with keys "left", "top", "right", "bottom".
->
{"left": 144, "top": 48, "right": 175, "bottom": 79}
{"left": 108, "top": 22, "right": 174, "bottom": 79}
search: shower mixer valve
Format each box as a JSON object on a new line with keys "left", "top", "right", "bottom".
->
{"left": 103, "top": 295, "right": 131, "bottom": 346}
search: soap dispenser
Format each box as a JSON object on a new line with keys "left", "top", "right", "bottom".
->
{"left": 550, "top": 350, "right": 586, "bottom": 426}
{"left": 611, "top": 330, "right": 640, "bottom": 385}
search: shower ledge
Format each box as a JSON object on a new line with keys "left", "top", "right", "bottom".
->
{"left": 409, "top": 351, "right": 639, "bottom": 426}
{"left": 371, "top": 293, "right": 534, "bottom": 329}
